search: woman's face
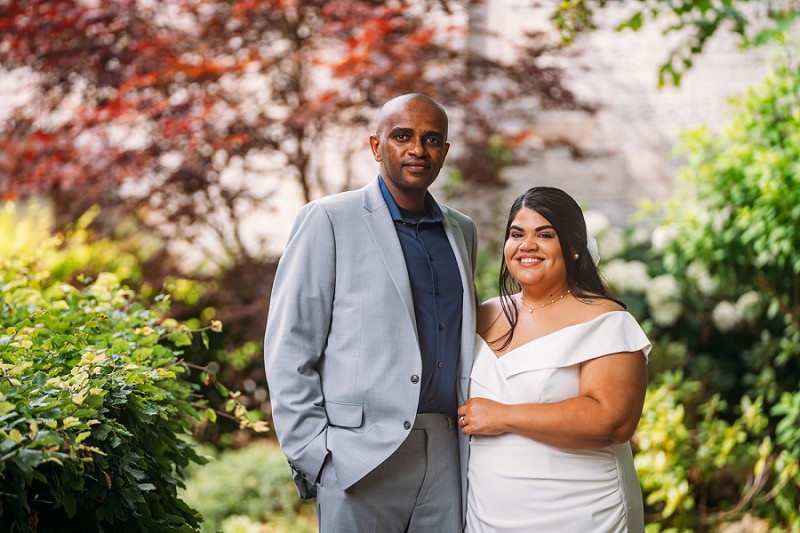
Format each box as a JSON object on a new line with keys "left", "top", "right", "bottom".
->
{"left": 503, "top": 207, "right": 568, "bottom": 291}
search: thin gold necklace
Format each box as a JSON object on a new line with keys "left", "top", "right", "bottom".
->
{"left": 520, "top": 289, "right": 570, "bottom": 313}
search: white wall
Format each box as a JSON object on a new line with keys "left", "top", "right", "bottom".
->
{"left": 441, "top": 1, "right": 775, "bottom": 251}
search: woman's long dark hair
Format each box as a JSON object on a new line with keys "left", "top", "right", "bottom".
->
{"left": 493, "top": 187, "right": 625, "bottom": 350}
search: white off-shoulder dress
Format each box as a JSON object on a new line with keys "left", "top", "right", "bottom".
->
{"left": 465, "top": 311, "right": 652, "bottom": 533}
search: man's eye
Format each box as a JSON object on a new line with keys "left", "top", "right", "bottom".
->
{"left": 396, "top": 134, "right": 409, "bottom": 141}
{"left": 426, "top": 137, "right": 441, "bottom": 145}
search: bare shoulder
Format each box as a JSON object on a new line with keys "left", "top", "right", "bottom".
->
{"left": 477, "top": 297, "right": 505, "bottom": 334}
{"left": 569, "top": 295, "right": 626, "bottom": 321}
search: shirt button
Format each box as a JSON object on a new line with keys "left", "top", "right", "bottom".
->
{"left": 411, "top": 375, "right": 420, "bottom": 384}
{"left": 437, "top": 362, "right": 443, "bottom": 368}
{"left": 404, "top": 421, "right": 411, "bottom": 430}
{"left": 438, "top": 325, "right": 444, "bottom": 331}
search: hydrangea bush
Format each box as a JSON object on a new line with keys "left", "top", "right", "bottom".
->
{"left": 590, "top": 62, "right": 800, "bottom": 531}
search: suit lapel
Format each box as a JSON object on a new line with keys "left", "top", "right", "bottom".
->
{"left": 440, "top": 203, "right": 477, "bottom": 404}
{"left": 361, "top": 180, "right": 418, "bottom": 336}
{"left": 440, "top": 205, "right": 471, "bottom": 284}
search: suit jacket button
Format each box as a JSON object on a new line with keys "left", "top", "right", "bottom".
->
{"left": 410, "top": 375, "right": 420, "bottom": 384}
{"left": 404, "top": 421, "right": 411, "bottom": 430}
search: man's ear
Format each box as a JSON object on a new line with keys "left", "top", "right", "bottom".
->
{"left": 369, "top": 136, "right": 382, "bottom": 162}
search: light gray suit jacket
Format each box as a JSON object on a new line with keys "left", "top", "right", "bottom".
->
{"left": 264, "top": 177, "right": 477, "bottom": 497}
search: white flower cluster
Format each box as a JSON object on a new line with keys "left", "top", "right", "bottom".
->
{"left": 736, "top": 291, "right": 761, "bottom": 323}
{"left": 603, "top": 259, "right": 650, "bottom": 294}
{"left": 583, "top": 211, "right": 693, "bottom": 329}
{"left": 711, "top": 301, "right": 739, "bottom": 332}
{"left": 583, "top": 210, "right": 626, "bottom": 261}
{"left": 711, "top": 291, "right": 762, "bottom": 332}
{"left": 651, "top": 225, "right": 678, "bottom": 252}
{"left": 630, "top": 226, "right": 653, "bottom": 247}
{"left": 646, "top": 274, "right": 683, "bottom": 327}
{"left": 598, "top": 227, "right": 626, "bottom": 260}
{"left": 686, "top": 261, "right": 717, "bottom": 296}
{"left": 583, "top": 210, "right": 610, "bottom": 236}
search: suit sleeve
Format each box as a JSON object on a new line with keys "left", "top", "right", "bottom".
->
{"left": 264, "top": 202, "right": 334, "bottom": 484}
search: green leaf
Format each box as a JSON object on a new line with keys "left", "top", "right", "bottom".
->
{"left": 111, "top": 338, "right": 132, "bottom": 353}
{"left": 75, "top": 431, "right": 92, "bottom": 445}
{"left": 9, "top": 428, "right": 22, "bottom": 442}
{"left": 121, "top": 486, "right": 146, "bottom": 507}
{"left": 84, "top": 394, "right": 105, "bottom": 408}
{"left": 168, "top": 330, "right": 192, "bottom": 347}
{"left": 125, "top": 466, "right": 146, "bottom": 481}
{"left": 62, "top": 490, "right": 77, "bottom": 518}
{"left": 619, "top": 11, "right": 643, "bottom": 31}
{"left": 0, "top": 401, "right": 15, "bottom": 415}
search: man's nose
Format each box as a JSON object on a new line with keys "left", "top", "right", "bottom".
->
{"left": 408, "top": 137, "right": 424, "bottom": 156}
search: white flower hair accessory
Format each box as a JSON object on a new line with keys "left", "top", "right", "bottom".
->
{"left": 587, "top": 235, "right": 600, "bottom": 266}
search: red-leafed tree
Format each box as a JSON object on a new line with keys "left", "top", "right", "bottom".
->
{"left": 1, "top": 0, "right": 584, "bottom": 252}
{"left": 0, "top": 0, "right": 588, "bottom": 437}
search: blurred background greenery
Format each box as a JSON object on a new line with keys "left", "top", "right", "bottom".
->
{"left": 2, "top": 1, "right": 800, "bottom": 531}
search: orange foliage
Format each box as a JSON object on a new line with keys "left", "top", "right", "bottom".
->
{"left": 0, "top": 0, "right": 581, "bottom": 231}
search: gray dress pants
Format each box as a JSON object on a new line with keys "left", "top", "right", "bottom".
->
{"left": 316, "top": 413, "right": 462, "bottom": 533}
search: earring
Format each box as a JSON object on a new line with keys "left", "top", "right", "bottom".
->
{"left": 573, "top": 253, "right": 579, "bottom": 260}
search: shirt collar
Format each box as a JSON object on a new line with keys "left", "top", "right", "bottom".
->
{"left": 378, "top": 175, "right": 443, "bottom": 223}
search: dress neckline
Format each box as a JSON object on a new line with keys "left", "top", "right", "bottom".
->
{"left": 478, "top": 310, "right": 628, "bottom": 360}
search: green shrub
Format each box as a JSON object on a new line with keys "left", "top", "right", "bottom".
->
{"left": 0, "top": 204, "right": 266, "bottom": 532}
{"left": 0, "top": 202, "right": 146, "bottom": 288}
{"left": 650, "top": 62, "right": 800, "bottom": 530}
{"left": 181, "top": 442, "right": 315, "bottom": 533}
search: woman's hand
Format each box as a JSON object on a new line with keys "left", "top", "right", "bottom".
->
{"left": 457, "top": 397, "right": 508, "bottom": 435}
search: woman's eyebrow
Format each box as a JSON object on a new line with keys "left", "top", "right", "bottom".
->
{"left": 535, "top": 225, "right": 554, "bottom": 232}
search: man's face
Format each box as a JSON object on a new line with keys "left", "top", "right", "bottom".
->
{"left": 369, "top": 98, "right": 450, "bottom": 204}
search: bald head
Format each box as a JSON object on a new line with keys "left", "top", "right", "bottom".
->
{"left": 375, "top": 94, "right": 448, "bottom": 140}
{"left": 369, "top": 93, "right": 450, "bottom": 211}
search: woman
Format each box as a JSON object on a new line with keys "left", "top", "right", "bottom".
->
{"left": 458, "top": 187, "right": 650, "bottom": 532}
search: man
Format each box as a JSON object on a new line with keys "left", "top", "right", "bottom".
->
{"left": 264, "top": 93, "right": 477, "bottom": 532}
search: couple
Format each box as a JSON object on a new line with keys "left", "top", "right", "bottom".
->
{"left": 263, "top": 94, "right": 651, "bottom": 532}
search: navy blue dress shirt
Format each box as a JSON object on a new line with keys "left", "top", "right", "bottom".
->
{"left": 378, "top": 176, "right": 463, "bottom": 416}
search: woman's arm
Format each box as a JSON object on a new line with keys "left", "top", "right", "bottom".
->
{"left": 458, "top": 350, "right": 648, "bottom": 449}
